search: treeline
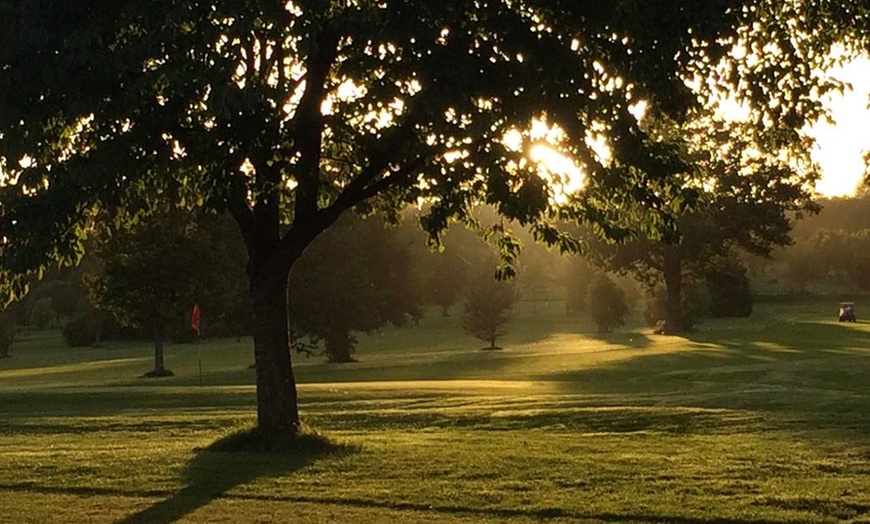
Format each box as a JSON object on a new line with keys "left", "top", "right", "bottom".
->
{"left": 5, "top": 203, "right": 773, "bottom": 364}
{"left": 7, "top": 208, "right": 533, "bottom": 364}
{"left": 6, "top": 195, "right": 867, "bottom": 366}
{"left": 750, "top": 196, "right": 870, "bottom": 295}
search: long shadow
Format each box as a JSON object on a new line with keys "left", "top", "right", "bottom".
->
{"left": 116, "top": 432, "right": 357, "bottom": 524}
{"left": 534, "top": 319, "right": 870, "bottom": 440}
{"left": 0, "top": 388, "right": 256, "bottom": 420}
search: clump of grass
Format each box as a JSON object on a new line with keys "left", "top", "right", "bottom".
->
{"left": 204, "top": 422, "right": 358, "bottom": 455}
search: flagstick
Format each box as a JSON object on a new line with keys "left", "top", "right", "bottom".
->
{"left": 191, "top": 304, "right": 203, "bottom": 388}
{"left": 198, "top": 333, "right": 203, "bottom": 388}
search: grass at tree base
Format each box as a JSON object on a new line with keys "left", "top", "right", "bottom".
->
{"left": 204, "top": 424, "right": 357, "bottom": 455}
{"left": 140, "top": 368, "right": 175, "bottom": 378}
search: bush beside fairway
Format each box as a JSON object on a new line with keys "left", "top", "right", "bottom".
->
{"left": 1, "top": 300, "right": 869, "bottom": 523}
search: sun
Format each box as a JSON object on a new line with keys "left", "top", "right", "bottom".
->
{"left": 808, "top": 58, "right": 870, "bottom": 198}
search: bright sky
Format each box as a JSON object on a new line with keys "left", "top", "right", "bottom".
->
{"left": 809, "top": 58, "right": 870, "bottom": 197}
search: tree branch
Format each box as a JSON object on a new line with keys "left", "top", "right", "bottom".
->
{"left": 328, "top": 112, "right": 421, "bottom": 211}
{"left": 292, "top": 27, "right": 340, "bottom": 225}
{"left": 328, "top": 154, "right": 428, "bottom": 219}
{"left": 226, "top": 174, "right": 256, "bottom": 254}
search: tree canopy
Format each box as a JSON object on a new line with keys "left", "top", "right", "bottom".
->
{"left": 1, "top": 1, "right": 865, "bottom": 440}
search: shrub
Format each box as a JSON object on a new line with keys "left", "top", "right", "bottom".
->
{"left": 643, "top": 280, "right": 711, "bottom": 330}
{"left": 586, "top": 275, "right": 629, "bottom": 333}
{"left": 29, "top": 297, "right": 55, "bottom": 329}
{"left": 706, "top": 258, "right": 753, "bottom": 318}
{"left": 62, "top": 313, "right": 100, "bottom": 347}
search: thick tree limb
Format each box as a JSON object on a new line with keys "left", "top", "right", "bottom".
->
{"left": 292, "top": 28, "right": 340, "bottom": 225}
{"left": 226, "top": 174, "right": 256, "bottom": 253}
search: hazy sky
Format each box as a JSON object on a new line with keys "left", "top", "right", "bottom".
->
{"left": 810, "top": 58, "right": 870, "bottom": 197}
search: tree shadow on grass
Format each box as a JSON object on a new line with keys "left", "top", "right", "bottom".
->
{"left": 117, "top": 428, "right": 358, "bottom": 524}
{"left": 537, "top": 320, "right": 870, "bottom": 441}
{"left": 583, "top": 329, "right": 654, "bottom": 349}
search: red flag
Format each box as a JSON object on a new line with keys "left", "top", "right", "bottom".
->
{"left": 190, "top": 304, "right": 201, "bottom": 335}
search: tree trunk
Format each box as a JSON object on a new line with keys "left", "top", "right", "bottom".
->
{"left": 250, "top": 265, "right": 300, "bottom": 439}
{"left": 145, "top": 325, "right": 173, "bottom": 377}
{"left": 154, "top": 328, "right": 165, "bottom": 373}
{"left": 325, "top": 331, "right": 356, "bottom": 363}
{"left": 662, "top": 248, "right": 684, "bottom": 334}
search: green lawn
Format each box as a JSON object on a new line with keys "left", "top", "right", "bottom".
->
{"left": 1, "top": 300, "right": 869, "bottom": 523}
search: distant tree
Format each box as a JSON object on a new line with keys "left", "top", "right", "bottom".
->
{"left": 425, "top": 250, "right": 468, "bottom": 317}
{"left": 768, "top": 197, "right": 870, "bottom": 292}
{"left": 289, "top": 214, "right": 421, "bottom": 363}
{"left": 782, "top": 237, "right": 826, "bottom": 293}
{"left": 515, "top": 241, "right": 564, "bottom": 312}
{"left": 461, "top": 271, "right": 516, "bottom": 350}
{"left": 791, "top": 197, "right": 870, "bottom": 238}
{"left": 565, "top": 259, "right": 598, "bottom": 317}
{"left": 597, "top": 115, "right": 818, "bottom": 334}
{"left": 28, "top": 297, "right": 54, "bottom": 329}
{"left": 36, "top": 277, "right": 89, "bottom": 325}
{"left": 417, "top": 221, "right": 494, "bottom": 317}
{"left": 0, "top": 308, "right": 15, "bottom": 358}
{"left": 88, "top": 209, "right": 247, "bottom": 376}
{"left": 644, "top": 279, "right": 710, "bottom": 332}
{"left": 832, "top": 229, "right": 870, "bottom": 291}
{"left": 705, "top": 256, "right": 753, "bottom": 318}
{"left": 586, "top": 275, "right": 629, "bottom": 333}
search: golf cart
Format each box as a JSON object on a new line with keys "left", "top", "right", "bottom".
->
{"left": 838, "top": 302, "right": 856, "bottom": 322}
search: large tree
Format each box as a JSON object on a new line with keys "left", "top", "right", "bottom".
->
{"left": 595, "top": 114, "right": 821, "bottom": 333}
{"left": 586, "top": 274, "right": 629, "bottom": 333}
{"left": 88, "top": 209, "right": 247, "bottom": 376}
{"left": 0, "top": 1, "right": 858, "bottom": 441}
{"left": 288, "top": 213, "right": 421, "bottom": 363}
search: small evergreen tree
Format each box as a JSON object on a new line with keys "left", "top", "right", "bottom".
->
{"left": 461, "top": 274, "right": 516, "bottom": 350}
{"left": 587, "top": 275, "right": 629, "bottom": 333}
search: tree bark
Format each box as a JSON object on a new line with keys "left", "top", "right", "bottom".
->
{"left": 147, "top": 325, "right": 173, "bottom": 376}
{"left": 154, "top": 328, "right": 165, "bottom": 373}
{"left": 325, "top": 331, "right": 356, "bottom": 363}
{"left": 250, "top": 263, "right": 300, "bottom": 438}
{"left": 662, "top": 247, "right": 684, "bottom": 334}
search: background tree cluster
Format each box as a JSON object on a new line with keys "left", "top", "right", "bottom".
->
{"left": 752, "top": 196, "right": 870, "bottom": 295}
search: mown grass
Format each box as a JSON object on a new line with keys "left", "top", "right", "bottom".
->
{"left": 1, "top": 300, "right": 869, "bottom": 523}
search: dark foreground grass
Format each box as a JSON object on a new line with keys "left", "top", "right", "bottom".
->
{"left": 1, "top": 300, "right": 870, "bottom": 523}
